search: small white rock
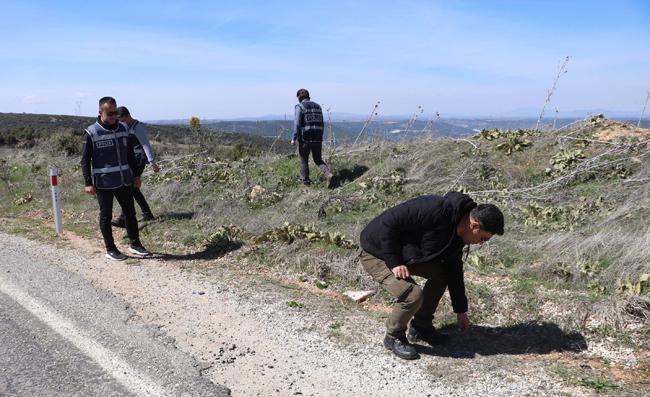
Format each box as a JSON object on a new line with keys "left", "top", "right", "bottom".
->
{"left": 343, "top": 290, "right": 375, "bottom": 303}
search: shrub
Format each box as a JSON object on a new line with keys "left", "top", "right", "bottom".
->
{"left": 49, "top": 129, "right": 81, "bottom": 156}
{"left": 255, "top": 222, "right": 358, "bottom": 249}
{"left": 358, "top": 168, "right": 406, "bottom": 195}
{"left": 519, "top": 197, "right": 605, "bottom": 231}
{"left": 547, "top": 148, "right": 586, "bottom": 175}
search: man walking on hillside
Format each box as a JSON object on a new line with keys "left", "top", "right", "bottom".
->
{"left": 80, "top": 97, "right": 151, "bottom": 261}
{"left": 111, "top": 106, "right": 160, "bottom": 228}
{"left": 359, "top": 191, "right": 504, "bottom": 360}
{"left": 292, "top": 88, "right": 333, "bottom": 187}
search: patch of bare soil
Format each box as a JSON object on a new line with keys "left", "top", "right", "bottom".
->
{"left": 591, "top": 120, "right": 650, "bottom": 142}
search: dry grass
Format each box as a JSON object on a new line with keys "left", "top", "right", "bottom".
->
{"left": 2, "top": 117, "right": 649, "bottom": 352}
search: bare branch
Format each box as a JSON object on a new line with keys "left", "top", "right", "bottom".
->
{"left": 536, "top": 56, "right": 570, "bottom": 131}
{"left": 403, "top": 105, "right": 423, "bottom": 135}
{"left": 638, "top": 91, "right": 650, "bottom": 128}
{"left": 353, "top": 101, "right": 381, "bottom": 145}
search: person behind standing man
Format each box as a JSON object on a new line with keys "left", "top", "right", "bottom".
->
{"left": 359, "top": 191, "right": 504, "bottom": 360}
{"left": 292, "top": 88, "right": 333, "bottom": 187}
{"left": 111, "top": 106, "right": 160, "bottom": 227}
{"left": 80, "top": 97, "right": 151, "bottom": 261}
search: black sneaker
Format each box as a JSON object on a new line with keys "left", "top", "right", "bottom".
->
{"left": 128, "top": 244, "right": 151, "bottom": 257}
{"left": 141, "top": 212, "right": 155, "bottom": 221}
{"left": 111, "top": 217, "right": 126, "bottom": 228}
{"left": 106, "top": 250, "right": 127, "bottom": 261}
{"left": 302, "top": 180, "right": 311, "bottom": 186}
{"left": 383, "top": 334, "right": 420, "bottom": 360}
{"left": 407, "top": 325, "right": 450, "bottom": 346}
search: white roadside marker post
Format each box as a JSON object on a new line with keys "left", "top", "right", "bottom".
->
{"left": 48, "top": 166, "right": 63, "bottom": 235}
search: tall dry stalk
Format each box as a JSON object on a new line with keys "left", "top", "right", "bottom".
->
{"left": 638, "top": 92, "right": 650, "bottom": 128}
{"left": 269, "top": 125, "right": 286, "bottom": 154}
{"left": 323, "top": 105, "right": 335, "bottom": 161}
{"left": 353, "top": 101, "right": 380, "bottom": 145}
{"left": 421, "top": 111, "right": 440, "bottom": 136}
{"left": 536, "top": 56, "right": 570, "bottom": 131}
{"left": 403, "top": 105, "right": 423, "bottom": 135}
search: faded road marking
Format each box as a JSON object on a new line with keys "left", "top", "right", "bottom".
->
{"left": 0, "top": 276, "right": 169, "bottom": 396}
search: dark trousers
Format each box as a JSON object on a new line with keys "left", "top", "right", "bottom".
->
{"left": 120, "top": 187, "right": 152, "bottom": 217}
{"left": 119, "top": 165, "right": 152, "bottom": 219}
{"left": 96, "top": 185, "right": 140, "bottom": 251}
{"left": 360, "top": 250, "right": 447, "bottom": 337}
{"left": 298, "top": 141, "right": 330, "bottom": 183}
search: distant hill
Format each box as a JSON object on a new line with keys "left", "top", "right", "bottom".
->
{"left": 202, "top": 119, "right": 473, "bottom": 142}
{"left": 0, "top": 112, "right": 293, "bottom": 155}
{"left": 3, "top": 112, "right": 644, "bottom": 153}
{"left": 443, "top": 117, "right": 649, "bottom": 132}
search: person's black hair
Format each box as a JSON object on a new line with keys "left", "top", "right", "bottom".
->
{"left": 470, "top": 204, "right": 504, "bottom": 235}
{"left": 117, "top": 106, "right": 130, "bottom": 117}
{"left": 99, "top": 96, "right": 116, "bottom": 107}
{"left": 296, "top": 88, "right": 310, "bottom": 101}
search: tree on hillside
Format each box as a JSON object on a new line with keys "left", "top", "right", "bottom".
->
{"left": 189, "top": 116, "right": 201, "bottom": 130}
{"left": 189, "top": 116, "right": 209, "bottom": 149}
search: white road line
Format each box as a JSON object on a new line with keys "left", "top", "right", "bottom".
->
{"left": 0, "top": 276, "right": 169, "bottom": 397}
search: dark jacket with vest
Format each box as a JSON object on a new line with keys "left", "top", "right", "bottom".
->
{"left": 80, "top": 118, "right": 141, "bottom": 189}
{"left": 293, "top": 99, "right": 324, "bottom": 142}
{"left": 360, "top": 191, "right": 477, "bottom": 313}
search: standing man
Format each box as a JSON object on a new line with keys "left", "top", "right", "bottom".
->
{"left": 80, "top": 97, "right": 151, "bottom": 261}
{"left": 111, "top": 106, "right": 160, "bottom": 228}
{"left": 359, "top": 191, "right": 504, "bottom": 360}
{"left": 292, "top": 88, "right": 333, "bottom": 187}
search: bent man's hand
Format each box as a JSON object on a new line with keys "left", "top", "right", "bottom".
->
{"left": 151, "top": 163, "right": 161, "bottom": 173}
{"left": 391, "top": 265, "right": 410, "bottom": 279}
{"left": 457, "top": 312, "right": 471, "bottom": 332}
{"left": 84, "top": 186, "right": 96, "bottom": 196}
{"left": 134, "top": 176, "right": 142, "bottom": 189}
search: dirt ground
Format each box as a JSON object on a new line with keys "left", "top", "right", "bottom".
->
{"left": 1, "top": 223, "right": 648, "bottom": 396}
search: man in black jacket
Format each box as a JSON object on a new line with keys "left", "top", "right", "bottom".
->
{"left": 360, "top": 191, "right": 504, "bottom": 360}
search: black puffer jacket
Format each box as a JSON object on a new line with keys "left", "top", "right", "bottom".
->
{"left": 360, "top": 191, "right": 476, "bottom": 267}
{"left": 360, "top": 191, "right": 476, "bottom": 313}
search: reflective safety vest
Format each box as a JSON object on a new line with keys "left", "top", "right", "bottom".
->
{"left": 85, "top": 122, "right": 133, "bottom": 189}
{"left": 297, "top": 100, "right": 324, "bottom": 142}
{"left": 126, "top": 120, "right": 146, "bottom": 166}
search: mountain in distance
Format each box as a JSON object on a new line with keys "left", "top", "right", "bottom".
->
{"left": 443, "top": 107, "right": 645, "bottom": 120}
{"left": 200, "top": 119, "right": 474, "bottom": 142}
{"left": 146, "top": 106, "right": 645, "bottom": 126}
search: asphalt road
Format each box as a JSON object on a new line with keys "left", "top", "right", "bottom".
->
{"left": 0, "top": 239, "right": 230, "bottom": 397}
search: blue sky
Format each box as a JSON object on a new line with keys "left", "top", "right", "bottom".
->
{"left": 1, "top": 1, "right": 648, "bottom": 120}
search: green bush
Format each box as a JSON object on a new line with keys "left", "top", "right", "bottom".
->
{"left": 49, "top": 129, "right": 81, "bottom": 156}
{"left": 0, "top": 127, "right": 38, "bottom": 146}
{"left": 255, "top": 222, "right": 358, "bottom": 249}
{"left": 519, "top": 197, "right": 605, "bottom": 231}
{"left": 358, "top": 168, "right": 406, "bottom": 195}
{"left": 473, "top": 128, "right": 536, "bottom": 154}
